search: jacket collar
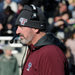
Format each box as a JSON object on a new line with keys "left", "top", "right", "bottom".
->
{"left": 29, "top": 32, "right": 66, "bottom": 54}
{"left": 29, "top": 32, "right": 53, "bottom": 51}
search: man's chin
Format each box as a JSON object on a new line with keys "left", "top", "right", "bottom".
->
{"left": 20, "top": 39, "right": 30, "bottom": 45}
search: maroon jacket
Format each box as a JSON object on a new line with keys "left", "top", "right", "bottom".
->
{"left": 22, "top": 33, "right": 69, "bottom": 75}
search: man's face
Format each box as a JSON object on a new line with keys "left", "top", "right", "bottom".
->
{"left": 5, "top": 50, "right": 12, "bottom": 56}
{"left": 16, "top": 26, "right": 35, "bottom": 45}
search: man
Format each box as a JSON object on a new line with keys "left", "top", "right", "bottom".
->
{"left": 0, "top": 45, "right": 19, "bottom": 75}
{"left": 15, "top": 4, "right": 69, "bottom": 75}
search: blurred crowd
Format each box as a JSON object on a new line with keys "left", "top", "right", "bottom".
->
{"left": 0, "top": 0, "right": 23, "bottom": 36}
{"left": 0, "top": 0, "right": 75, "bottom": 75}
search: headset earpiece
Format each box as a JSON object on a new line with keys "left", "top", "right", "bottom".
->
{"left": 30, "top": 4, "right": 39, "bottom": 21}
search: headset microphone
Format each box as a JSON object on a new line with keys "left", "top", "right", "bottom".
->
{"left": 10, "top": 34, "right": 19, "bottom": 43}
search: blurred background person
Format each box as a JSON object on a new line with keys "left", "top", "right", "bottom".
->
{"left": 17, "top": 2, "right": 24, "bottom": 14}
{"left": 65, "top": 30, "right": 75, "bottom": 75}
{"left": 3, "top": 6, "right": 18, "bottom": 36}
{"left": 0, "top": 13, "right": 5, "bottom": 36}
{"left": 0, "top": 23, "right": 4, "bottom": 36}
{"left": 3, "top": 0, "right": 18, "bottom": 13}
{"left": 0, "top": 0, "right": 4, "bottom": 13}
{"left": 4, "top": 23, "right": 14, "bottom": 36}
{"left": 0, "top": 45, "right": 4, "bottom": 57}
{"left": 68, "top": 0, "right": 75, "bottom": 12}
{"left": 0, "top": 45, "right": 19, "bottom": 75}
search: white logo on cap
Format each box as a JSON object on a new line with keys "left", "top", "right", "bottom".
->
{"left": 19, "top": 18, "right": 28, "bottom": 25}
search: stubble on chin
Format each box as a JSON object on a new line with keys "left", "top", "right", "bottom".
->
{"left": 19, "top": 34, "right": 34, "bottom": 45}
{"left": 20, "top": 37, "right": 32, "bottom": 45}
{"left": 20, "top": 38, "right": 28, "bottom": 44}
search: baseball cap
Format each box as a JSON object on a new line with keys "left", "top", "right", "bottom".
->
{"left": 15, "top": 4, "right": 46, "bottom": 30}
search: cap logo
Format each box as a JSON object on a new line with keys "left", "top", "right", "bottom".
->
{"left": 19, "top": 18, "right": 28, "bottom": 25}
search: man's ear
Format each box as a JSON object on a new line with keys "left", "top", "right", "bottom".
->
{"left": 32, "top": 28, "right": 39, "bottom": 33}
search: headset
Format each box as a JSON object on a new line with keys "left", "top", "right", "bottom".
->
{"left": 30, "top": 4, "right": 39, "bottom": 21}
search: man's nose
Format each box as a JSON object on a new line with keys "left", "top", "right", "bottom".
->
{"left": 16, "top": 26, "right": 20, "bottom": 34}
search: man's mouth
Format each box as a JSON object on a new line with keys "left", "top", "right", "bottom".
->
{"left": 20, "top": 36, "right": 24, "bottom": 39}
{"left": 19, "top": 34, "right": 24, "bottom": 39}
